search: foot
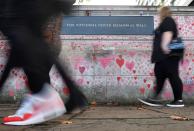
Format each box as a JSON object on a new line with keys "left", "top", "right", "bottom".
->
{"left": 138, "top": 98, "right": 163, "bottom": 107}
{"left": 65, "top": 94, "right": 88, "bottom": 114}
{"left": 3, "top": 84, "right": 66, "bottom": 125}
{"left": 3, "top": 94, "right": 34, "bottom": 123}
{"left": 65, "top": 85, "right": 88, "bottom": 114}
{"left": 166, "top": 100, "right": 184, "bottom": 108}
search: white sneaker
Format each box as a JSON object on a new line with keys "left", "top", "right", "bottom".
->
{"left": 138, "top": 98, "right": 163, "bottom": 107}
{"left": 166, "top": 100, "right": 185, "bottom": 108}
{"left": 3, "top": 94, "right": 34, "bottom": 123}
{"left": 3, "top": 84, "right": 66, "bottom": 125}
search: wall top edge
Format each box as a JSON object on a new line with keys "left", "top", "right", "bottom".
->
{"left": 72, "top": 5, "right": 194, "bottom": 12}
{"left": 59, "top": 35, "right": 194, "bottom": 41}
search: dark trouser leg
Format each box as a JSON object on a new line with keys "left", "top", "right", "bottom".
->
{"left": 167, "top": 57, "right": 183, "bottom": 101}
{"left": 1, "top": 23, "right": 87, "bottom": 112}
{"left": 2, "top": 26, "right": 52, "bottom": 94}
{"left": 154, "top": 62, "right": 167, "bottom": 97}
{"left": 23, "top": 66, "right": 50, "bottom": 94}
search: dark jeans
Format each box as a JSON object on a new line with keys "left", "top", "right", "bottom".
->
{"left": 0, "top": 23, "right": 54, "bottom": 94}
{"left": 0, "top": 0, "right": 64, "bottom": 94}
{"left": 154, "top": 57, "right": 183, "bottom": 101}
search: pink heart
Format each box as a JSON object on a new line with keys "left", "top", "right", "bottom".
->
{"left": 98, "top": 57, "right": 113, "bottom": 69}
{"left": 9, "top": 90, "right": 15, "bottom": 97}
{"left": 163, "top": 92, "right": 172, "bottom": 99}
{"left": 150, "top": 72, "right": 154, "bottom": 76}
{"left": 16, "top": 80, "right": 21, "bottom": 91}
{"left": 181, "top": 59, "right": 189, "bottom": 68}
{"left": 79, "top": 66, "right": 86, "bottom": 74}
{"left": 128, "top": 52, "right": 136, "bottom": 57}
{"left": 126, "top": 61, "right": 135, "bottom": 71}
{"left": 77, "top": 78, "right": 84, "bottom": 85}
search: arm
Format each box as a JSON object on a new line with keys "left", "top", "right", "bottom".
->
{"left": 161, "top": 31, "right": 173, "bottom": 54}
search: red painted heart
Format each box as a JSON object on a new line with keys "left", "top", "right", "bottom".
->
{"left": 116, "top": 58, "right": 125, "bottom": 68}
{"left": 117, "top": 76, "right": 122, "bottom": 81}
{"left": 139, "top": 87, "right": 145, "bottom": 94}
{"left": 63, "top": 87, "right": 70, "bottom": 94}
{"left": 150, "top": 72, "right": 154, "bottom": 76}
{"left": 79, "top": 66, "right": 86, "bottom": 74}
{"left": 134, "top": 76, "right": 137, "bottom": 80}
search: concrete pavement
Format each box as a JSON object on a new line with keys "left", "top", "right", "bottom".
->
{"left": 0, "top": 104, "right": 194, "bottom": 131}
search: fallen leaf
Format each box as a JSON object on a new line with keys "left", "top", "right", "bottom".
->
{"left": 170, "top": 115, "right": 189, "bottom": 121}
{"left": 91, "top": 101, "right": 97, "bottom": 106}
{"left": 62, "top": 120, "right": 73, "bottom": 124}
{"left": 137, "top": 107, "right": 144, "bottom": 110}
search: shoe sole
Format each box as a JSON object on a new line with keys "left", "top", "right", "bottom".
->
{"left": 166, "top": 104, "right": 185, "bottom": 108}
{"left": 4, "top": 107, "right": 66, "bottom": 126}
{"left": 4, "top": 84, "right": 67, "bottom": 126}
{"left": 138, "top": 98, "right": 163, "bottom": 107}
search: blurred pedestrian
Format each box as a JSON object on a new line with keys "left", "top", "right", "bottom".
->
{"left": 139, "top": 6, "right": 184, "bottom": 108}
{"left": 0, "top": 0, "right": 87, "bottom": 125}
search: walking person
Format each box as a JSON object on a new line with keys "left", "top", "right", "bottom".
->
{"left": 139, "top": 6, "right": 184, "bottom": 107}
{"left": 0, "top": 0, "right": 87, "bottom": 125}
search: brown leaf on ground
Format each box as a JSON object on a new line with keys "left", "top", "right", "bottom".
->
{"left": 61, "top": 120, "right": 73, "bottom": 124}
{"left": 136, "top": 105, "right": 144, "bottom": 110}
{"left": 170, "top": 115, "right": 190, "bottom": 121}
{"left": 137, "top": 107, "right": 144, "bottom": 110}
{"left": 91, "top": 101, "right": 97, "bottom": 106}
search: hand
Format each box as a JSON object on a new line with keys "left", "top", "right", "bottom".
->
{"left": 161, "top": 45, "right": 171, "bottom": 54}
